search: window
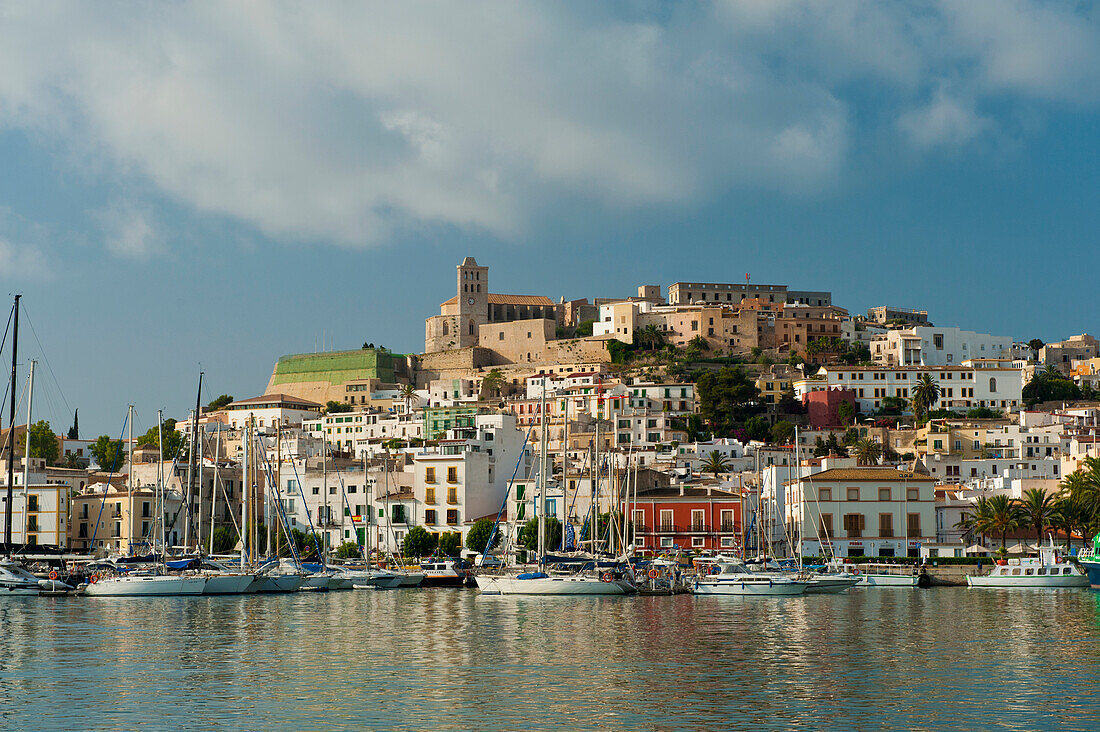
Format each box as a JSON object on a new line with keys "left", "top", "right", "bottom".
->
{"left": 989, "top": 377, "right": 997, "bottom": 393}
{"left": 348, "top": 485, "right": 357, "bottom": 494}
{"left": 691, "top": 509, "right": 705, "bottom": 532}
{"left": 878, "top": 488, "right": 891, "bottom": 501}
{"left": 426, "top": 488, "right": 436, "bottom": 504}
{"left": 447, "top": 487, "right": 458, "bottom": 504}
{"left": 425, "top": 467, "right": 436, "bottom": 483}
{"left": 907, "top": 488, "right": 919, "bottom": 501}
{"left": 447, "top": 466, "right": 458, "bottom": 483}
{"left": 446, "top": 509, "right": 459, "bottom": 525}
{"left": 425, "top": 509, "right": 437, "bottom": 524}
{"left": 78, "top": 523, "right": 88, "bottom": 538}
{"left": 820, "top": 514, "right": 833, "bottom": 538}
{"left": 313, "top": 486, "right": 320, "bottom": 495}
{"left": 843, "top": 513, "right": 864, "bottom": 538}
{"left": 720, "top": 510, "right": 735, "bottom": 532}
{"left": 659, "top": 510, "right": 674, "bottom": 532}
{"left": 142, "top": 501, "right": 151, "bottom": 518}
{"left": 879, "top": 513, "right": 894, "bottom": 537}
{"left": 818, "top": 487, "right": 832, "bottom": 501}
{"left": 28, "top": 495, "right": 39, "bottom": 512}
{"left": 907, "top": 513, "right": 920, "bottom": 537}
{"left": 633, "top": 509, "right": 646, "bottom": 530}
{"left": 27, "top": 515, "right": 38, "bottom": 532}
{"left": 846, "top": 488, "right": 860, "bottom": 501}
{"left": 392, "top": 505, "right": 407, "bottom": 524}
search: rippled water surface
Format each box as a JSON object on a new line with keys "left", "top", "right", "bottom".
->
{"left": 2, "top": 587, "right": 1100, "bottom": 731}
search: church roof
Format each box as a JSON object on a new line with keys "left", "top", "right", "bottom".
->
{"left": 441, "top": 293, "right": 556, "bottom": 307}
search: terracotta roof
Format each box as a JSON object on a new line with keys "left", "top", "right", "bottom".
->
{"left": 441, "top": 293, "right": 556, "bottom": 307}
{"left": 228, "top": 393, "right": 323, "bottom": 408}
{"left": 796, "top": 467, "right": 935, "bottom": 482}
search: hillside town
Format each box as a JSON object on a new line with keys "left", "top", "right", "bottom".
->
{"left": 3, "top": 257, "right": 1099, "bottom": 565}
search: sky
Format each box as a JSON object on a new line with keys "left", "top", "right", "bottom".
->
{"left": 0, "top": 1, "right": 1098, "bottom": 438}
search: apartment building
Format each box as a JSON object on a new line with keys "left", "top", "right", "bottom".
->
{"left": 786, "top": 467, "right": 936, "bottom": 558}
{"left": 866, "top": 306, "right": 931, "bottom": 326}
{"left": 870, "top": 326, "right": 1013, "bottom": 367}
{"left": 1040, "top": 334, "right": 1098, "bottom": 368}
{"left": 802, "top": 364, "right": 1023, "bottom": 414}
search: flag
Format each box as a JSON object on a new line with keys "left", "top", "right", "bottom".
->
{"left": 565, "top": 522, "right": 576, "bottom": 551}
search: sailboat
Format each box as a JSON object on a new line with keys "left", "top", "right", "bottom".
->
{"left": 478, "top": 378, "right": 635, "bottom": 596}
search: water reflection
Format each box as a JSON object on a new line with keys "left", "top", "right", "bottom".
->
{"left": 0, "top": 588, "right": 1099, "bottom": 730}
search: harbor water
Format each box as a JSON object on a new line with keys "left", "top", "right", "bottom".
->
{"left": 3, "top": 588, "right": 1100, "bottom": 731}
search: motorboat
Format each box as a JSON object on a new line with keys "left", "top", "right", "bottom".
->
{"left": 693, "top": 560, "right": 807, "bottom": 596}
{"left": 804, "top": 572, "right": 862, "bottom": 594}
{"left": 413, "top": 559, "right": 470, "bottom": 587}
{"left": 968, "top": 540, "right": 1088, "bottom": 588}
{"left": 854, "top": 564, "right": 920, "bottom": 587}
{"left": 348, "top": 568, "right": 404, "bottom": 590}
{"left": 478, "top": 568, "right": 635, "bottom": 596}
{"left": 1, "top": 559, "right": 72, "bottom": 595}
{"left": 1077, "top": 533, "right": 1100, "bottom": 589}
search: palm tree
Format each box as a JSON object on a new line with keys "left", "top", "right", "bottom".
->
{"left": 702, "top": 451, "right": 730, "bottom": 478}
{"left": 955, "top": 495, "right": 993, "bottom": 545}
{"left": 986, "top": 494, "right": 1026, "bottom": 551}
{"left": 853, "top": 439, "right": 882, "bottom": 466}
{"left": 398, "top": 383, "right": 418, "bottom": 415}
{"left": 1052, "top": 494, "right": 1092, "bottom": 549}
{"left": 637, "top": 324, "right": 664, "bottom": 352}
{"left": 1020, "top": 487, "right": 1054, "bottom": 544}
{"left": 911, "top": 373, "right": 941, "bottom": 421}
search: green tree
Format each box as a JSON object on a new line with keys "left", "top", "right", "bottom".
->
{"left": 480, "top": 369, "right": 505, "bottom": 399}
{"left": 842, "top": 428, "right": 860, "bottom": 447}
{"left": 206, "top": 394, "right": 234, "bottom": 411}
{"left": 574, "top": 319, "right": 595, "bottom": 337}
{"left": 853, "top": 439, "right": 882, "bottom": 466}
{"left": 398, "top": 383, "right": 419, "bottom": 414}
{"left": 1027, "top": 338, "right": 1044, "bottom": 357}
{"left": 955, "top": 496, "right": 992, "bottom": 545}
{"left": 22, "top": 420, "right": 59, "bottom": 464}
{"left": 519, "top": 517, "right": 563, "bottom": 552}
{"left": 324, "top": 400, "right": 353, "bottom": 414}
{"left": 402, "top": 526, "right": 438, "bottom": 557}
{"left": 466, "top": 517, "right": 501, "bottom": 553}
{"left": 744, "top": 415, "right": 771, "bottom": 442}
{"left": 438, "top": 531, "right": 462, "bottom": 556}
{"left": 685, "top": 335, "right": 709, "bottom": 360}
{"left": 211, "top": 526, "right": 239, "bottom": 553}
{"left": 837, "top": 400, "right": 855, "bottom": 427}
{"left": 695, "top": 366, "right": 762, "bottom": 436}
{"left": 1022, "top": 371, "right": 1081, "bottom": 406}
{"left": 911, "top": 373, "right": 941, "bottom": 420}
{"left": 136, "top": 419, "right": 186, "bottom": 459}
{"left": 702, "top": 451, "right": 730, "bottom": 478}
{"left": 90, "top": 435, "right": 125, "bottom": 472}
{"left": 67, "top": 409, "right": 79, "bottom": 440}
{"left": 335, "top": 541, "right": 362, "bottom": 559}
{"left": 769, "top": 420, "right": 795, "bottom": 445}
{"left": 1020, "top": 487, "right": 1055, "bottom": 544}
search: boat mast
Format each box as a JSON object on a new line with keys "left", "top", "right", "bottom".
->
{"left": 241, "top": 417, "right": 249, "bottom": 570}
{"left": 592, "top": 384, "right": 599, "bottom": 556}
{"left": 20, "top": 360, "right": 34, "bottom": 541}
{"left": 127, "top": 403, "right": 134, "bottom": 553}
{"left": 537, "top": 377, "right": 547, "bottom": 566}
{"left": 273, "top": 421, "right": 280, "bottom": 559}
{"left": 209, "top": 428, "right": 220, "bottom": 554}
{"left": 4, "top": 295, "right": 18, "bottom": 557}
{"left": 157, "top": 409, "right": 164, "bottom": 560}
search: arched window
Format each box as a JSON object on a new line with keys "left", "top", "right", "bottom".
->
{"left": 442, "top": 321, "right": 449, "bottom": 335}
{"left": 989, "top": 377, "right": 997, "bottom": 393}
{"left": 468, "top": 320, "right": 475, "bottom": 336}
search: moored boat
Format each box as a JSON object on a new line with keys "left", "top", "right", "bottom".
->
{"left": 693, "top": 560, "right": 807, "bottom": 596}
{"left": 478, "top": 569, "right": 634, "bottom": 596}
{"left": 84, "top": 571, "right": 207, "bottom": 596}
{"left": 1077, "top": 534, "right": 1100, "bottom": 590}
{"left": 968, "top": 540, "right": 1087, "bottom": 588}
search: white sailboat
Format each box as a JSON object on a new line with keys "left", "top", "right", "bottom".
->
{"left": 478, "top": 377, "right": 635, "bottom": 596}
{"left": 693, "top": 559, "right": 808, "bottom": 596}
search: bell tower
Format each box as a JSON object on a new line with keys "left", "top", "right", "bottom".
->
{"left": 456, "top": 257, "right": 489, "bottom": 347}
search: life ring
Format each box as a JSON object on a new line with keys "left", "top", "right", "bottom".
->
{"left": 600, "top": 572, "right": 613, "bottom": 583}
{"left": 89, "top": 574, "right": 98, "bottom": 584}
{"left": 648, "top": 568, "right": 660, "bottom": 579}
{"left": 49, "top": 570, "right": 58, "bottom": 580}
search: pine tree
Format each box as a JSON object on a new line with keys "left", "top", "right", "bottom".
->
{"left": 67, "top": 409, "right": 79, "bottom": 440}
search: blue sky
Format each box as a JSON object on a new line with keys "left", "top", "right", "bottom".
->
{"left": 0, "top": 1, "right": 1098, "bottom": 438}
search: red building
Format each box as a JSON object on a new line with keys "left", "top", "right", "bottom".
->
{"left": 622, "top": 485, "right": 742, "bottom": 555}
{"left": 802, "top": 387, "right": 856, "bottom": 428}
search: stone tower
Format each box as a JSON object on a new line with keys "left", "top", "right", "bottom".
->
{"left": 456, "top": 256, "right": 489, "bottom": 347}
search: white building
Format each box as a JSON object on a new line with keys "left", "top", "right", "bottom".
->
{"left": 804, "top": 364, "right": 1023, "bottom": 414}
{"left": 871, "top": 326, "right": 1014, "bottom": 367}
{"left": 222, "top": 394, "right": 323, "bottom": 430}
{"left": 0, "top": 457, "right": 71, "bottom": 548}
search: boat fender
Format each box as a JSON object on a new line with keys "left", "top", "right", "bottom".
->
{"left": 600, "top": 572, "right": 613, "bottom": 583}
{"left": 648, "top": 568, "right": 660, "bottom": 579}
{"left": 49, "top": 570, "right": 58, "bottom": 580}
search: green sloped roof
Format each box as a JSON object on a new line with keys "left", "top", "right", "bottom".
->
{"left": 271, "top": 349, "right": 397, "bottom": 385}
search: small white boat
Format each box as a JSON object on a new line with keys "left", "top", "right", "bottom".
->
{"left": 693, "top": 561, "right": 807, "bottom": 596}
{"left": 854, "top": 564, "right": 920, "bottom": 587}
{"left": 479, "top": 570, "right": 635, "bottom": 596}
{"left": 251, "top": 559, "right": 307, "bottom": 593}
{"left": 202, "top": 572, "right": 258, "bottom": 595}
{"left": 968, "top": 541, "right": 1088, "bottom": 588}
{"left": 84, "top": 573, "right": 208, "bottom": 596}
{"left": 0, "top": 559, "right": 68, "bottom": 595}
{"left": 804, "top": 573, "right": 862, "bottom": 593}
{"left": 349, "top": 568, "right": 405, "bottom": 590}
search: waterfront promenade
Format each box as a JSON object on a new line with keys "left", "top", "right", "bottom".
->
{"left": 2, "top": 588, "right": 1099, "bottom": 731}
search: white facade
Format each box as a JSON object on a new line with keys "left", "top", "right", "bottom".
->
{"left": 812, "top": 365, "right": 1023, "bottom": 414}
{"left": 0, "top": 459, "right": 70, "bottom": 548}
{"left": 871, "top": 326, "right": 1013, "bottom": 367}
{"left": 222, "top": 394, "right": 322, "bottom": 430}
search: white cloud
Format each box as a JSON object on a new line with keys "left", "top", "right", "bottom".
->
{"left": 0, "top": 238, "right": 47, "bottom": 278}
{"left": 898, "top": 89, "right": 991, "bottom": 148}
{"left": 95, "top": 202, "right": 160, "bottom": 259}
{"left": 0, "top": 2, "right": 1096, "bottom": 249}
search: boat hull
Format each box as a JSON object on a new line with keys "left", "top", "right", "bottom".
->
{"left": 694, "top": 578, "right": 807, "bottom": 596}
{"left": 397, "top": 572, "right": 425, "bottom": 588}
{"left": 0, "top": 583, "right": 41, "bottom": 596}
{"left": 967, "top": 574, "right": 1088, "bottom": 588}
{"left": 857, "top": 573, "right": 919, "bottom": 587}
{"left": 805, "top": 575, "right": 861, "bottom": 594}
{"left": 84, "top": 575, "right": 207, "bottom": 596}
{"left": 202, "top": 574, "right": 258, "bottom": 595}
{"left": 253, "top": 575, "right": 304, "bottom": 593}
{"left": 478, "top": 575, "right": 633, "bottom": 595}
{"left": 1080, "top": 559, "right": 1100, "bottom": 590}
